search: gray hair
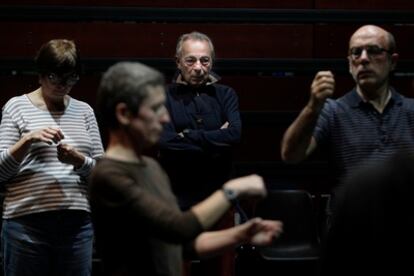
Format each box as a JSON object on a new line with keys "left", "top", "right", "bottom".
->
{"left": 175, "top": 31, "right": 215, "bottom": 60}
{"left": 97, "top": 61, "right": 165, "bottom": 129}
{"left": 386, "top": 31, "right": 397, "bottom": 53}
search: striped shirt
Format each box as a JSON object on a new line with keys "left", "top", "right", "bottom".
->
{"left": 314, "top": 87, "right": 414, "bottom": 183}
{"left": 0, "top": 94, "right": 104, "bottom": 219}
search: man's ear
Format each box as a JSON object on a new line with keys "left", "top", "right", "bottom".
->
{"left": 347, "top": 56, "right": 353, "bottom": 75}
{"left": 115, "top": 102, "right": 132, "bottom": 126}
{"left": 175, "top": 56, "right": 182, "bottom": 70}
{"left": 390, "top": 53, "right": 399, "bottom": 71}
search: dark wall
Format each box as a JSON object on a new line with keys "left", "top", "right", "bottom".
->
{"left": 1, "top": 1, "right": 414, "bottom": 192}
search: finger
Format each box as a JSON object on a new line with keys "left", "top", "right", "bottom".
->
{"left": 42, "top": 128, "right": 59, "bottom": 143}
{"left": 316, "top": 83, "right": 335, "bottom": 92}
{"left": 265, "top": 221, "right": 284, "bottom": 237}
{"left": 45, "top": 127, "right": 64, "bottom": 142}
{"left": 315, "top": 71, "right": 333, "bottom": 79}
{"left": 315, "top": 78, "right": 335, "bottom": 87}
{"left": 57, "top": 144, "right": 71, "bottom": 153}
{"left": 52, "top": 130, "right": 64, "bottom": 143}
{"left": 39, "top": 132, "right": 56, "bottom": 145}
{"left": 55, "top": 129, "right": 65, "bottom": 140}
{"left": 57, "top": 145, "right": 65, "bottom": 153}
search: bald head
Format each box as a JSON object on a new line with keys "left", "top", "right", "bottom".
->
{"left": 349, "top": 25, "right": 396, "bottom": 53}
{"left": 347, "top": 25, "right": 399, "bottom": 96}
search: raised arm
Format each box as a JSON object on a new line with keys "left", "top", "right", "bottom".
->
{"left": 91, "top": 160, "right": 266, "bottom": 244}
{"left": 281, "top": 71, "right": 335, "bottom": 163}
{"left": 191, "top": 174, "right": 266, "bottom": 229}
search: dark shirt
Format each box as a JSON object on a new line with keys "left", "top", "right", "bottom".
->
{"left": 158, "top": 80, "right": 241, "bottom": 209}
{"left": 314, "top": 87, "right": 414, "bottom": 182}
{"left": 89, "top": 157, "right": 203, "bottom": 276}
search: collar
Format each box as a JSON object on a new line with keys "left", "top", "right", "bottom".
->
{"left": 344, "top": 87, "right": 402, "bottom": 108}
{"left": 172, "top": 70, "right": 221, "bottom": 86}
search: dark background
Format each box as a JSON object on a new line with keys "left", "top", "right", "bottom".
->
{"left": 1, "top": 0, "right": 414, "bottom": 195}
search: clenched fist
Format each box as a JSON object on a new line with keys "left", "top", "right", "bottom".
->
{"left": 309, "top": 71, "right": 335, "bottom": 110}
{"left": 57, "top": 143, "right": 85, "bottom": 168}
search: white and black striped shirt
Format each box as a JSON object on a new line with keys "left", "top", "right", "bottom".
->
{"left": 0, "top": 95, "right": 104, "bottom": 219}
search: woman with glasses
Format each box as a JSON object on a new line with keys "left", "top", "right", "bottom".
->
{"left": 0, "top": 39, "right": 104, "bottom": 276}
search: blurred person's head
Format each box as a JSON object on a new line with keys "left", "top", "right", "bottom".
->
{"left": 97, "top": 62, "right": 169, "bottom": 148}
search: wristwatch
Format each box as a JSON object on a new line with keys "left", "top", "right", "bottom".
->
{"left": 222, "top": 188, "right": 238, "bottom": 204}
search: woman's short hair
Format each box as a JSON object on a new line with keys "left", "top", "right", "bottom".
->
{"left": 34, "top": 39, "right": 80, "bottom": 76}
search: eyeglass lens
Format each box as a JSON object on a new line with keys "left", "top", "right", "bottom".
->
{"left": 349, "top": 45, "right": 389, "bottom": 59}
{"left": 48, "top": 73, "right": 79, "bottom": 86}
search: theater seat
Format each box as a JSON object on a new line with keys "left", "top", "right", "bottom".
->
{"left": 235, "top": 189, "right": 320, "bottom": 276}
{"left": 256, "top": 189, "right": 320, "bottom": 262}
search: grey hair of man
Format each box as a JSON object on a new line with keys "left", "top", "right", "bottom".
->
{"left": 175, "top": 31, "right": 215, "bottom": 61}
{"left": 386, "top": 31, "right": 397, "bottom": 54}
{"left": 97, "top": 61, "right": 165, "bottom": 130}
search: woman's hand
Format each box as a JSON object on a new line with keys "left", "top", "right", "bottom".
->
{"left": 10, "top": 127, "right": 64, "bottom": 162}
{"left": 57, "top": 143, "right": 85, "bottom": 168}
{"left": 24, "top": 126, "right": 64, "bottom": 145}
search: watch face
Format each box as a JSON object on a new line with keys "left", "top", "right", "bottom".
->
{"left": 223, "top": 188, "right": 237, "bottom": 202}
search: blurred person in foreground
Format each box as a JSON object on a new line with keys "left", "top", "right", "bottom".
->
{"left": 321, "top": 151, "right": 414, "bottom": 275}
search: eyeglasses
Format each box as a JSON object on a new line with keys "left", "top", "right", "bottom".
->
{"left": 349, "top": 45, "right": 392, "bottom": 60}
{"left": 47, "top": 72, "right": 79, "bottom": 86}
{"left": 183, "top": 56, "right": 211, "bottom": 67}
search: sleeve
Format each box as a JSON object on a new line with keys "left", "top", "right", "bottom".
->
{"left": 74, "top": 106, "right": 104, "bottom": 177}
{"left": 175, "top": 87, "right": 242, "bottom": 151}
{"left": 0, "top": 106, "right": 23, "bottom": 183}
{"left": 313, "top": 99, "right": 335, "bottom": 147}
{"left": 183, "top": 86, "right": 241, "bottom": 148}
{"left": 159, "top": 119, "right": 204, "bottom": 152}
{"left": 91, "top": 164, "right": 203, "bottom": 244}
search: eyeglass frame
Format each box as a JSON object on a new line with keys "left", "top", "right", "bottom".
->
{"left": 348, "top": 45, "right": 393, "bottom": 60}
{"left": 46, "top": 72, "right": 80, "bottom": 86}
{"left": 182, "top": 55, "right": 212, "bottom": 67}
